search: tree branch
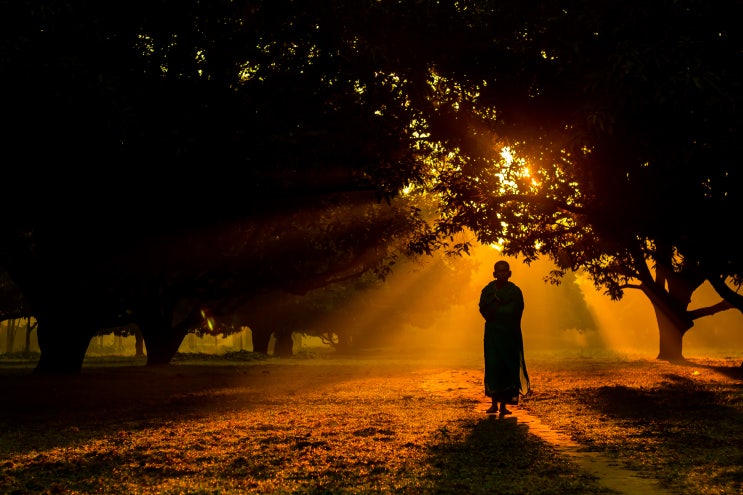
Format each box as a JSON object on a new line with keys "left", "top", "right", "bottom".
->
{"left": 688, "top": 300, "right": 734, "bottom": 320}
{"left": 706, "top": 274, "right": 743, "bottom": 313}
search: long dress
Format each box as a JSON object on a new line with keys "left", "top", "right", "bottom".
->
{"left": 479, "top": 280, "right": 530, "bottom": 404}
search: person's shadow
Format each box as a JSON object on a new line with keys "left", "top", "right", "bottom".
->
{"left": 424, "top": 414, "right": 600, "bottom": 493}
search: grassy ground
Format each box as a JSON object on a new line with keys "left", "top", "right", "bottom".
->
{"left": 521, "top": 352, "right": 743, "bottom": 495}
{"left": 0, "top": 349, "right": 741, "bottom": 495}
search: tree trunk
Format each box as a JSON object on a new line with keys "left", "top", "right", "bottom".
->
{"left": 138, "top": 316, "right": 189, "bottom": 366}
{"left": 274, "top": 330, "right": 294, "bottom": 358}
{"left": 640, "top": 268, "right": 697, "bottom": 362}
{"left": 34, "top": 316, "right": 94, "bottom": 374}
{"left": 134, "top": 327, "right": 145, "bottom": 357}
{"left": 251, "top": 327, "right": 272, "bottom": 354}
{"left": 142, "top": 327, "right": 188, "bottom": 365}
{"left": 337, "top": 333, "right": 353, "bottom": 353}
{"left": 653, "top": 305, "right": 687, "bottom": 361}
{"left": 24, "top": 318, "right": 36, "bottom": 353}
{"left": 5, "top": 318, "right": 16, "bottom": 353}
{"left": 134, "top": 297, "right": 201, "bottom": 366}
{"left": 137, "top": 302, "right": 191, "bottom": 366}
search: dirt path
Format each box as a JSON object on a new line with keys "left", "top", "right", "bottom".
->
{"left": 421, "top": 368, "right": 677, "bottom": 495}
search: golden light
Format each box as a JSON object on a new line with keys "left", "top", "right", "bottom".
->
{"left": 488, "top": 242, "right": 504, "bottom": 252}
{"left": 491, "top": 146, "right": 542, "bottom": 196}
{"left": 500, "top": 147, "right": 515, "bottom": 165}
{"left": 200, "top": 308, "right": 215, "bottom": 331}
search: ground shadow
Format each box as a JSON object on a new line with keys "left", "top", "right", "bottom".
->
{"left": 0, "top": 359, "right": 418, "bottom": 452}
{"left": 424, "top": 415, "right": 614, "bottom": 494}
{"left": 565, "top": 373, "right": 743, "bottom": 493}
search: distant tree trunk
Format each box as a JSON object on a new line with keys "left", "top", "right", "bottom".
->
{"left": 233, "top": 329, "right": 244, "bottom": 351}
{"left": 251, "top": 327, "right": 272, "bottom": 354}
{"left": 23, "top": 318, "right": 37, "bottom": 353}
{"left": 88, "top": 335, "right": 99, "bottom": 353}
{"left": 336, "top": 333, "right": 353, "bottom": 353}
{"left": 274, "top": 330, "right": 294, "bottom": 357}
{"left": 34, "top": 315, "right": 95, "bottom": 374}
{"left": 24, "top": 318, "right": 38, "bottom": 354}
{"left": 134, "top": 327, "right": 145, "bottom": 357}
{"left": 5, "top": 319, "right": 16, "bottom": 354}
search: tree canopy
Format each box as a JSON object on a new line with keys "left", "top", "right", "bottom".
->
{"left": 1, "top": 0, "right": 741, "bottom": 372}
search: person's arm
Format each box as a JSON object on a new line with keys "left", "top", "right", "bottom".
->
{"left": 493, "top": 286, "right": 524, "bottom": 320}
{"left": 479, "top": 286, "right": 500, "bottom": 321}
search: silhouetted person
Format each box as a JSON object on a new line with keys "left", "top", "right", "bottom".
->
{"left": 479, "top": 260, "right": 530, "bottom": 415}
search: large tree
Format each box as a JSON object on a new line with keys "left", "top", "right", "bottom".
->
{"left": 1, "top": 1, "right": 436, "bottom": 372}
{"left": 413, "top": 0, "right": 743, "bottom": 360}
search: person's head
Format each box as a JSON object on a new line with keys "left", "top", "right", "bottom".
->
{"left": 493, "top": 260, "right": 511, "bottom": 281}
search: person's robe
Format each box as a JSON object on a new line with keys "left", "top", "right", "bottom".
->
{"left": 479, "top": 280, "right": 530, "bottom": 403}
